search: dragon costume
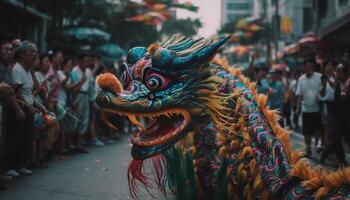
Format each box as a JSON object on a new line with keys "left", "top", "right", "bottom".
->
{"left": 95, "top": 35, "right": 350, "bottom": 200}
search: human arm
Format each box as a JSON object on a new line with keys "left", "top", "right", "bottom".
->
{"left": 295, "top": 78, "right": 302, "bottom": 115}
{"left": 319, "top": 76, "right": 327, "bottom": 97}
{"left": 341, "top": 78, "right": 350, "bottom": 99}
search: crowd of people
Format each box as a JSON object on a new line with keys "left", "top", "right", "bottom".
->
{"left": 0, "top": 37, "right": 350, "bottom": 191}
{"left": 0, "top": 39, "right": 126, "bottom": 190}
{"left": 248, "top": 56, "right": 350, "bottom": 168}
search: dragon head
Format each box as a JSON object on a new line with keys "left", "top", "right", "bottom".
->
{"left": 96, "top": 35, "right": 230, "bottom": 160}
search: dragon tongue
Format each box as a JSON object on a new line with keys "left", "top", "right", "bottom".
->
{"left": 127, "top": 114, "right": 145, "bottom": 131}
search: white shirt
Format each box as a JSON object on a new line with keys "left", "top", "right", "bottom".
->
{"left": 11, "top": 62, "right": 34, "bottom": 105}
{"left": 72, "top": 66, "right": 92, "bottom": 92}
{"left": 296, "top": 72, "right": 322, "bottom": 113}
{"left": 57, "top": 70, "right": 69, "bottom": 105}
{"left": 34, "top": 71, "right": 46, "bottom": 104}
{"left": 290, "top": 79, "right": 298, "bottom": 93}
{"left": 319, "top": 82, "right": 335, "bottom": 102}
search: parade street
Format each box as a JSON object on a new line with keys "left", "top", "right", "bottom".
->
{"left": 0, "top": 135, "right": 167, "bottom": 200}
{"left": 1, "top": 131, "right": 349, "bottom": 200}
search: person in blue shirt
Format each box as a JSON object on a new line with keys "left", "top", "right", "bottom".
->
{"left": 268, "top": 69, "right": 285, "bottom": 123}
{"left": 256, "top": 68, "right": 269, "bottom": 95}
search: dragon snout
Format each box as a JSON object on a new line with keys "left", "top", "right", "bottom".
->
{"left": 96, "top": 73, "right": 123, "bottom": 94}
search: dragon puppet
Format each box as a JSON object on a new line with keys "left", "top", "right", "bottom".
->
{"left": 96, "top": 35, "right": 350, "bottom": 199}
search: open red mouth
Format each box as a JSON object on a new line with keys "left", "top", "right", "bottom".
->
{"left": 106, "top": 108, "right": 191, "bottom": 148}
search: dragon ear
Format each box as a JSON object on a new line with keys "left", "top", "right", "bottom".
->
{"left": 170, "top": 35, "right": 231, "bottom": 69}
{"left": 127, "top": 47, "right": 147, "bottom": 64}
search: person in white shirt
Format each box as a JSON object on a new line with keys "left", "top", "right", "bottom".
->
{"left": 296, "top": 60, "right": 322, "bottom": 157}
{"left": 6, "top": 42, "right": 45, "bottom": 176}
{"left": 70, "top": 53, "right": 91, "bottom": 153}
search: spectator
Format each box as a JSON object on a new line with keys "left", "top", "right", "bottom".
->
{"left": 71, "top": 53, "right": 91, "bottom": 153}
{"left": 296, "top": 60, "right": 322, "bottom": 157}
{"left": 0, "top": 40, "right": 25, "bottom": 189}
{"left": 282, "top": 71, "right": 292, "bottom": 127}
{"left": 88, "top": 55, "right": 105, "bottom": 147}
{"left": 267, "top": 69, "right": 284, "bottom": 126}
{"left": 290, "top": 70, "right": 300, "bottom": 130}
{"left": 47, "top": 51, "right": 63, "bottom": 112}
{"left": 31, "top": 54, "right": 54, "bottom": 168}
{"left": 318, "top": 62, "right": 336, "bottom": 152}
{"left": 4, "top": 41, "right": 45, "bottom": 177}
{"left": 57, "top": 57, "right": 79, "bottom": 153}
{"left": 321, "top": 63, "right": 350, "bottom": 167}
{"left": 243, "top": 53, "right": 256, "bottom": 82}
{"left": 256, "top": 68, "right": 269, "bottom": 95}
{"left": 47, "top": 50, "right": 75, "bottom": 157}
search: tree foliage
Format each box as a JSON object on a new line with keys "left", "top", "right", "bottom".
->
{"left": 161, "top": 18, "right": 202, "bottom": 37}
{"left": 25, "top": 0, "right": 202, "bottom": 51}
{"left": 219, "top": 20, "right": 239, "bottom": 35}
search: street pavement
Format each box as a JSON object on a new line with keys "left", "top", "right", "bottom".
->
{"left": 0, "top": 135, "right": 168, "bottom": 200}
{"left": 290, "top": 130, "right": 350, "bottom": 168}
{"left": 1, "top": 131, "right": 350, "bottom": 200}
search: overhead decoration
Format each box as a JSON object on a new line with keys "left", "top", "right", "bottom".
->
{"left": 227, "top": 17, "right": 264, "bottom": 44}
{"left": 126, "top": 0, "right": 198, "bottom": 25}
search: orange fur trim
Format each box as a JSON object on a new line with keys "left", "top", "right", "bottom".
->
{"left": 219, "top": 146, "right": 227, "bottom": 158}
{"left": 147, "top": 43, "right": 159, "bottom": 55}
{"left": 244, "top": 185, "right": 253, "bottom": 200}
{"left": 238, "top": 146, "right": 253, "bottom": 161}
{"left": 96, "top": 73, "right": 122, "bottom": 93}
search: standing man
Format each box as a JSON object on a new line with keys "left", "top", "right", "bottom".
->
{"left": 0, "top": 40, "right": 25, "bottom": 180}
{"left": 296, "top": 60, "right": 322, "bottom": 157}
{"left": 0, "top": 40, "right": 25, "bottom": 188}
{"left": 71, "top": 53, "right": 91, "bottom": 153}
{"left": 268, "top": 69, "right": 284, "bottom": 126}
{"left": 321, "top": 63, "right": 350, "bottom": 167}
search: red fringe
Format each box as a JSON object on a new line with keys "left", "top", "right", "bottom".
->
{"left": 151, "top": 155, "right": 167, "bottom": 196}
{"left": 127, "top": 155, "right": 167, "bottom": 199}
{"left": 128, "top": 159, "right": 149, "bottom": 199}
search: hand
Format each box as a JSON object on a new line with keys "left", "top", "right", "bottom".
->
{"left": 81, "top": 74, "right": 87, "bottom": 83}
{"left": 46, "top": 73, "right": 55, "bottom": 81}
{"left": 0, "top": 83, "right": 15, "bottom": 101}
{"left": 15, "top": 106, "right": 26, "bottom": 121}
{"left": 268, "top": 88, "right": 277, "bottom": 95}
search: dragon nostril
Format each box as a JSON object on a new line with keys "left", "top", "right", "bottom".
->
{"left": 147, "top": 93, "right": 155, "bottom": 100}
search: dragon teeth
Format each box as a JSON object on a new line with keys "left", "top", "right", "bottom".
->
{"left": 127, "top": 114, "right": 145, "bottom": 131}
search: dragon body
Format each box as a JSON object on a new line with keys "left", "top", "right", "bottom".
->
{"left": 96, "top": 35, "right": 350, "bottom": 199}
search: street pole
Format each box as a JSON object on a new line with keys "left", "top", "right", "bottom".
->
{"left": 263, "top": 0, "right": 271, "bottom": 65}
{"left": 273, "top": 0, "right": 280, "bottom": 61}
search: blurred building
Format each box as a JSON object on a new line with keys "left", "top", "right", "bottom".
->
{"left": 262, "top": 0, "right": 314, "bottom": 43}
{"left": 315, "top": 0, "right": 350, "bottom": 49}
{"left": 0, "top": 0, "right": 51, "bottom": 52}
{"left": 221, "top": 0, "right": 254, "bottom": 26}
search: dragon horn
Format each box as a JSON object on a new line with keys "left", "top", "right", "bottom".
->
{"left": 170, "top": 35, "right": 231, "bottom": 68}
{"left": 168, "top": 38, "right": 200, "bottom": 51}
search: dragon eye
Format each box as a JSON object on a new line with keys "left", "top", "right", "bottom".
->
{"left": 144, "top": 71, "right": 171, "bottom": 90}
{"left": 147, "top": 76, "right": 161, "bottom": 89}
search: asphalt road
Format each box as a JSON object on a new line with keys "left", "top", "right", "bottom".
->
{"left": 0, "top": 135, "right": 168, "bottom": 200}
{"left": 1, "top": 131, "right": 349, "bottom": 200}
